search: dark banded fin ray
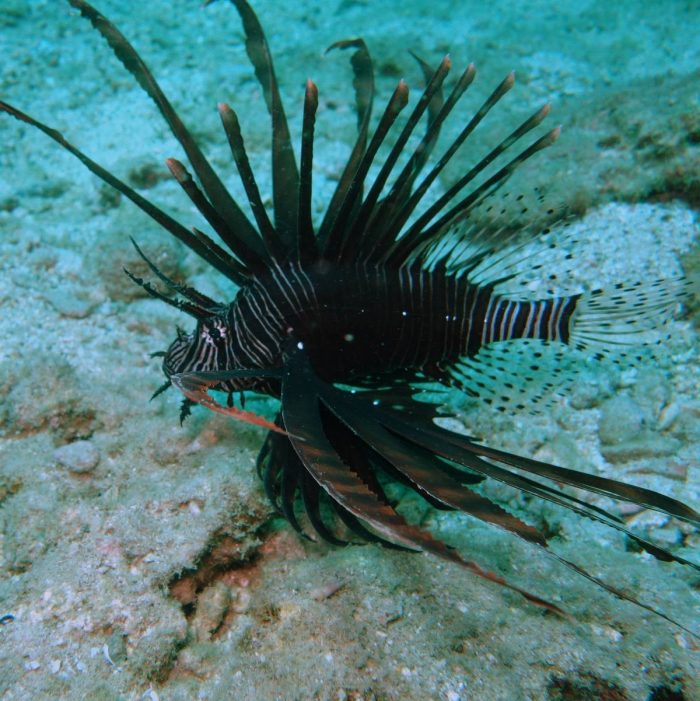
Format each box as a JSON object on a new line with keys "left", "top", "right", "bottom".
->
{"left": 372, "top": 404, "right": 700, "bottom": 532}
{"left": 330, "top": 500, "right": 412, "bottom": 549}
{"left": 318, "top": 39, "right": 374, "bottom": 245}
{"left": 165, "top": 157, "right": 267, "bottom": 271}
{"left": 124, "top": 269, "right": 211, "bottom": 319}
{"left": 342, "top": 54, "right": 452, "bottom": 262}
{"left": 297, "top": 80, "right": 319, "bottom": 262}
{"left": 388, "top": 123, "right": 560, "bottom": 267}
{"left": 323, "top": 389, "right": 548, "bottom": 547}
{"left": 256, "top": 413, "right": 406, "bottom": 547}
{"left": 0, "top": 100, "right": 249, "bottom": 286}
{"left": 217, "top": 103, "right": 281, "bottom": 259}
{"left": 301, "top": 472, "right": 350, "bottom": 547}
{"left": 129, "top": 237, "right": 224, "bottom": 313}
{"left": 368, "top": 404, "right": 700, "bottom": 638}
{"left": 322, "top": 81, "right": 410, "bottom": 262}
{"left": 322, "top": 412, "right": 416, "bottom": 549}
{"left": 405, "top": 50, "right": 452, "bottom": 184}
{"left": 223, "top": 0, "right": 300, "bottom": 250}
{"left": 190, "top": 227, "right": 250, "bottom": 284}
{"left": 378, "top": 72, "right": 516, "bottom": 265}
{"left": 256, "top": 423, "right": 308, "bottom": 535}
{"left": 321, "top": 388, "right": 699, "bottom": 637}
{"left": 361, "top": 61, "right": 477, "bottom": 262}
{"left": 279, "top": 454, "right": 306, "bottom": 536}
{"left": 66, "top": 0, "right": 265, "bottom": 261}
{"left": 263, "top": 453, "right": 285, "bottom": 515}
{"left": 420, "top": 195, "right": 575, "bottom": 288}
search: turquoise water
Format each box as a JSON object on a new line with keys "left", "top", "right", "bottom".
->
{"left": 1, "top": 2, "right": 699, "bottom": 699}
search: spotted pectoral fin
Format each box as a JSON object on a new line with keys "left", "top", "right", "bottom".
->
{"left": 280, "top": 346, "right": 566, "bottom": 615}
{"left": 171, "top": 369, "right": 287, "bottom": 435}
{"left": 445, "top": 339, "right": 579, "bottom": 414}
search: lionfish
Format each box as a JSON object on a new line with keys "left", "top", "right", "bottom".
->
{"left": 2, "top": 0, "right": 698, "bottom": 633}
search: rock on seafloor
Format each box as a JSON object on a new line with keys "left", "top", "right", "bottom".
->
{"left": 53, "top": 440, "right": 101, "bottom": 473}
{"left": 1, "top": 1, "right": 700, "bottom": 700}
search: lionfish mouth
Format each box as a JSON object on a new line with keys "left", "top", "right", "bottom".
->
{"left": 1, "top": 0, "right": 698, "bottom": 638}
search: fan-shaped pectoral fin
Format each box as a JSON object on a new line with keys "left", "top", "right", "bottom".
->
{"left": 280, "top": 345, "right": 566, "bottom": 615}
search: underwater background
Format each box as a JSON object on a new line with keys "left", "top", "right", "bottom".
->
{"left": 1, "top": 1, "right": 699, "bottom": 699}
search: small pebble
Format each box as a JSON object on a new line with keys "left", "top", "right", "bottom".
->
{"left": 633, "top": 368, "right": 671, "bottom": 418}
{"left": 618, "top": 502, "right": 644, "bottom": 516}
{"left": 191, "top": 581, "right": 232, "bottom": 641}
{"left": 601, "top": 434, "right": 681, "bottom": 463}
{"left": 624, "top": 509, "right": 669, "bottom": 529}
{"left": 106, "top": 629, "right": 128, "bottom": 665}
{"left": 310, "top": 580, "right": 345, "bottom": 601}
{"left": 652, "top": 526, "right": 682, "bottom": 546}
{"left": 629, "top": 461, "right": 688, "bottom": 481}
{"left": 591, "top": 623, "right": 623, "bottom": 643}
{"left": 54, "top": 440, "right": 100, "bottom": 473}
{"left": 598, "top": 395, "right": 645, "bottom": 445}
{"left": 44, "top": 289, "right": 97, "bottom": 319}
{"left": 657, "top": 402, "right": 680, "bottom": 430}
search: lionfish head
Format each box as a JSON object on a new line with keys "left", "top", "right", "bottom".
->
{"left": 161, "top": 326, "right": 196, "bottom": 380}
{"left": 151, "top": 319, "right": 231, "bottom": 403}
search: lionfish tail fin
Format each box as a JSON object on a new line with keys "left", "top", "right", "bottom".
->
{"left": 569, "top": 276, "right": 690, "bottom": 355}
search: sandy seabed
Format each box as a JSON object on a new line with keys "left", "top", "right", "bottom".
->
{"left": 1, "top": 1, "right": 699, "bottom": 699}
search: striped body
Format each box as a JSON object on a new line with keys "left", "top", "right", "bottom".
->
{"left": 165, "top": 262, "right": 580, "bottom": 393}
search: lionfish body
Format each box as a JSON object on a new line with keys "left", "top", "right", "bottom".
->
{"left": 3, "top": 0, "right": 699, "bottom": 632}
{"left": 165, "top": 260, "right": 578, "bottom": 388}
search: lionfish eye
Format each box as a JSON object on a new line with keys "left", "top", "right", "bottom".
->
{"left": 206, "top": 324, "right": 223, "bottom": 342}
